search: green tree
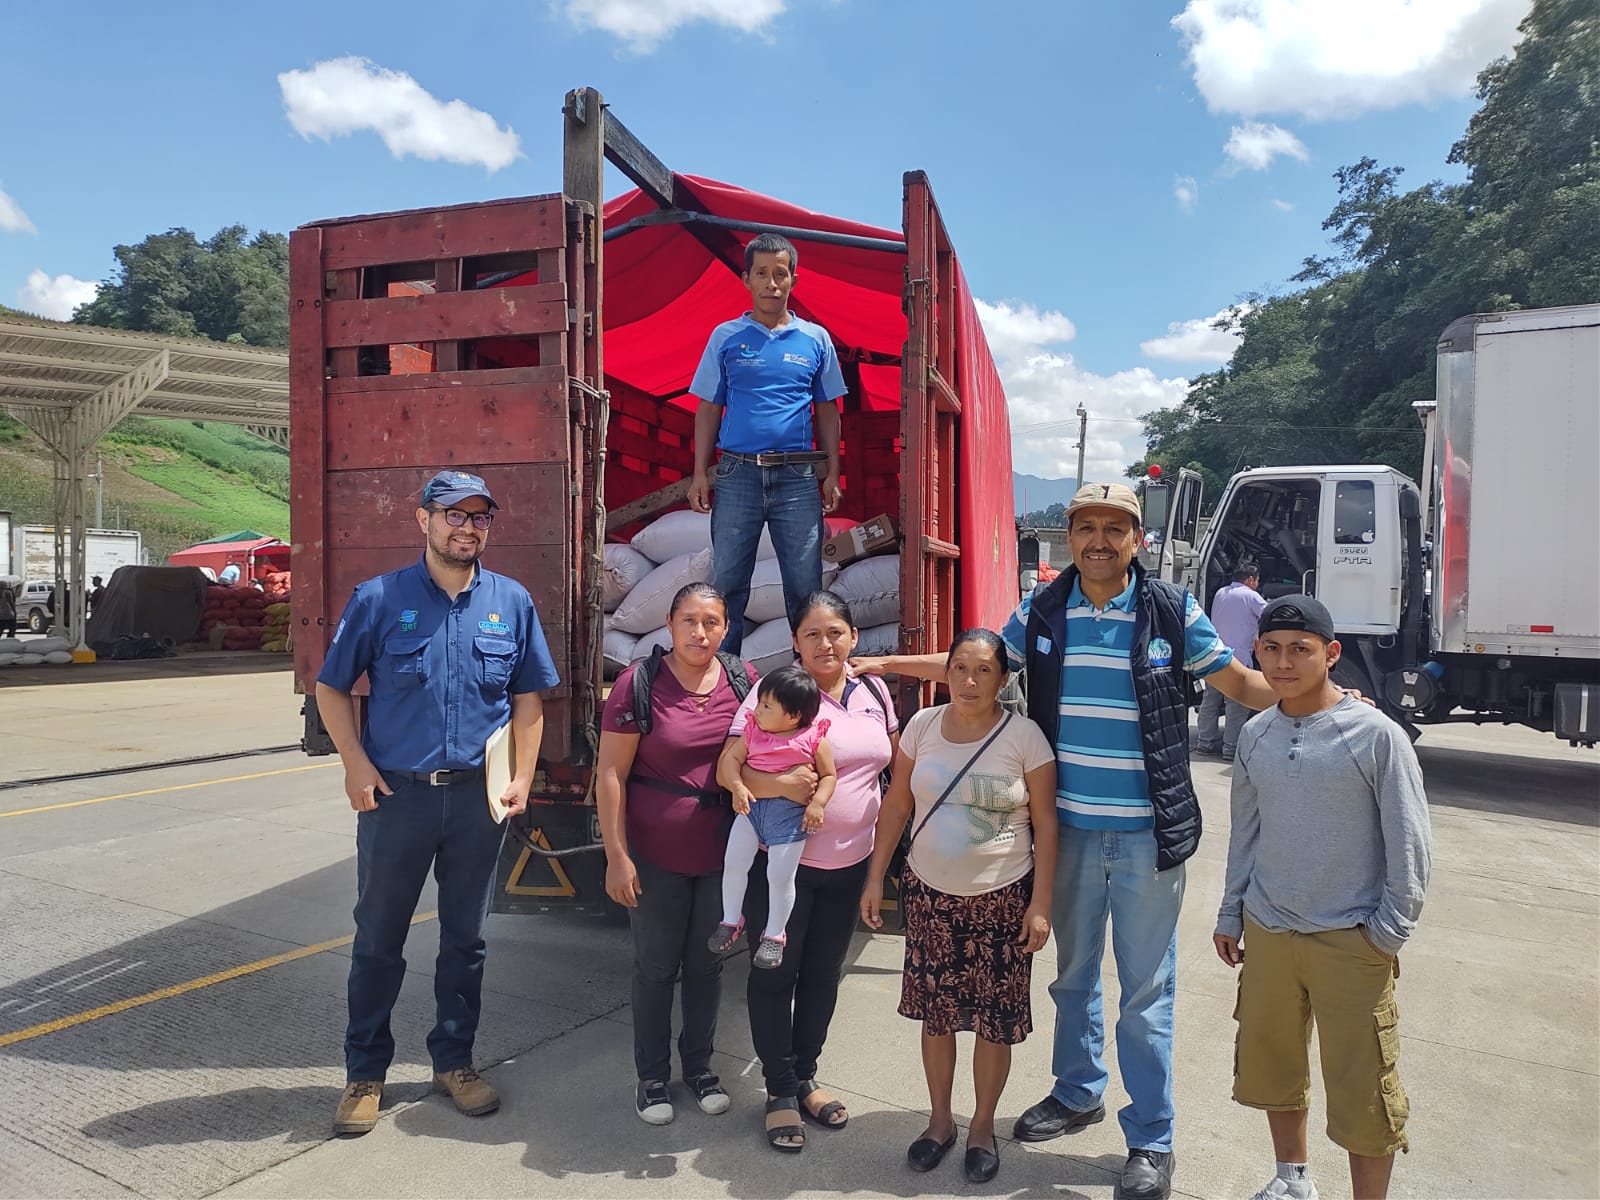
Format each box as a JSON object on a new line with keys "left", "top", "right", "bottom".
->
{"left": 73, "top": 225, "right": 290, "bottom": 347}
{"left": 1136, "top": 0, "right": 1598, "bottom": 500}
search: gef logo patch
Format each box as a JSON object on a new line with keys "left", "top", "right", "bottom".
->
{"left": 399, "top": 609, "right": 418, "bottom": 632}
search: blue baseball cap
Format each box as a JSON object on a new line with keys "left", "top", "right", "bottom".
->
{"left": 422, "top": 469, "right": 499, "bottom": 510}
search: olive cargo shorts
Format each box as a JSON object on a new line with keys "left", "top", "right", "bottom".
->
{"left": 1232, "top": 918, "right": 1410, "bottom": 1158}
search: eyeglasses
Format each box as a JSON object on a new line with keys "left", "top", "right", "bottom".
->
{"left": 431, "top": 507, "right": 494, "bottom": 530}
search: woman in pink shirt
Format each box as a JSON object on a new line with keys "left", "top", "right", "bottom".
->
{"left": 727, "top": 590, "right": 898, "bottom": 1153}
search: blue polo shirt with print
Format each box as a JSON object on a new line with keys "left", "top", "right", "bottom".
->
{"left": 689, "top": 313, "right": 846, "bottom": 454}
{"left": 1001, "top": 574, "right": 1232, "bottom": 831}
{"left": 318, "top": 556, "right": 559, "bottom": 774}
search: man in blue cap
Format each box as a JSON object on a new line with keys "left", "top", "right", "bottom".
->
{"left": 316, "top": 469, "right": 559, "bottom": 1135}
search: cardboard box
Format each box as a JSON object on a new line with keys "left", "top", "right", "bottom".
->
{"left": 821, "top": 513, "right": 899, "bottom": 565}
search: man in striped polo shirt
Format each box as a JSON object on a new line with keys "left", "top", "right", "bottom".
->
{"left": 1001, "top": 482, "right": 1281, "bottom": 1200}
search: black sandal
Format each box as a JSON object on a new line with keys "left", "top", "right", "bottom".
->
{"left": 764, "top": 1095, "right": 805, "bottom": 1153}
{"left": 796, "top": 1079, "right": 848, "bottom": 1129}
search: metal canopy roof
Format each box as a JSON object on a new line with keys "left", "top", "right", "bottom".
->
{"left": 0, "top": 312, "right": 288, "bottom": 428}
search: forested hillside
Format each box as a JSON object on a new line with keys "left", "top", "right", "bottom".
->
{"left": 1133, "top": 0, "right": 1597, "bottom": 502}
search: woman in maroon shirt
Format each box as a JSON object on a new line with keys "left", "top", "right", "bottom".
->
{"left": 597, "top": 582, "right": 757, "bottom": 1127}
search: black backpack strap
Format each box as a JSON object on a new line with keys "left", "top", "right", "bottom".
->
{"left": 856, "top": 672, "right": 892, "bottom": 727}
{"left": 716, "top": 651, "right": 752, "bottom": 703}
{"left": 630, "top": 644, "right": 667, "bottom": 735}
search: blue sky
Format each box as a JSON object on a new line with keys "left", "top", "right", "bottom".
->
{"left": 1, "top": 0, "right": 1531, "bottom": 479}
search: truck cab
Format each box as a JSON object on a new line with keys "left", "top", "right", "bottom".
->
{"left": 1138, "top": 466, "right": 1204, "bottom": 588}
{"left": 1191, "top": 466, "right": 1423, "bottom": 702}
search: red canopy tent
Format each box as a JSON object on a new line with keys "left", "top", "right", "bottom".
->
{"left": 168, "top": 536, "right": 291, "bottom": 579}
{"left": 384, "top": 173, "right": 1017, "bottom": 632}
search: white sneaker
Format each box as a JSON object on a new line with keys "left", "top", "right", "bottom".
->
{"left": 1249, "top": 1174, "right": 1318, "bottom": 1200}
{"left": 635, "top": 1080, "right": 674, "bottom": 1125}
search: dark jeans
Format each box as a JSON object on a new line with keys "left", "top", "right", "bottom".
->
{"left": 710, "top": 455, "right": 823, "bottom": 653}
{"left": 628, "top": 852, "right": 725, "bottom": 1083}
{"left": 743, "top": 850, "right": 870, "bottom": 1098}
{"left": 345, "top": 775, "right": 507, "bottom": 1081}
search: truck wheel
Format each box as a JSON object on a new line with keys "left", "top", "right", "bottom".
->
{"left": 1330, "top": 659, "right": 1374, "bottom": 704}
{"left": 27, "top": 609, "right": 44, "bottom": 634}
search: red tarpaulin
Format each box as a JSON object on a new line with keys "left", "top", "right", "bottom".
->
{"left": 168, "top": 537, "right": 291, "bottom": 576}
{"left": 472, "top": 174, "right": 1017, "bottom": 631}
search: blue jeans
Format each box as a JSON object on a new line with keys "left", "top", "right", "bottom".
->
{"left": 345, "top": 775, "right": 507, "bottom": 1080}
{"left": 710, "top": 455, "right": 823, "bottom": 654}
{"left": 1048, "top": 825, "right": 1186, "bottom": 1152}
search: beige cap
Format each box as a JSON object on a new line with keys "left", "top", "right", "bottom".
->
{"left": 1066, "top": 482, "right": 1143, "bottom": 524}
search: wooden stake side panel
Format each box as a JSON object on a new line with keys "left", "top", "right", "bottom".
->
{"left": 314, "top": 195, "right": 567, "bottom": 270}
{"left": 289, "top": 196, "right": 592, "bottom": 764}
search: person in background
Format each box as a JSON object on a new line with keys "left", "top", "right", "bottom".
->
{"left": 596, "top": 582, "right": 754, "bottom": 1126}
{"left": 219, "top": 561, "right": 242, "bottom": 586}
{"left": 1197, "top": 561, "right": 1267, "bottom": 761}
{"left": 729, "top": 590, "right": 897, "bottom": 1153}
{"left": 0, "top": 583, "right": 16, "bottom": 637}
{"left": 861, "top": 629, "right": 1058, "bottom": 1184}
{"left": 88, "top": 575, "right": 106, "bottom": 613}
{"left": 315, "top": 469, "right": 558, "bottom": 1136}
{"left": 686, "top": 232, "right": 847, "bottom": 653}
{"left": 1215, "top": 595, "right": 1431, "bottom": 1200}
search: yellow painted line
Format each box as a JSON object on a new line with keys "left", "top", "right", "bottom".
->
{"left": 0, "top": 911, "right": 438, "bottom": 1048}
{"left": 0, "top": 762, "right": 339, "bottom": 820}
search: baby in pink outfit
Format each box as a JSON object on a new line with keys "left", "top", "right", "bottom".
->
{"left": 712, "top": 666, "right": 837, "bottom": 968}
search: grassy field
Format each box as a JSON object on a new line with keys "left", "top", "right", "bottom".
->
{"left": 0, "top": 413, "right": 288, "bottom": 562}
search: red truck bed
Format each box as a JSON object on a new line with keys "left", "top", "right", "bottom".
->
{"left": 288, "top": 157, "right": 1016, "bottom": 909}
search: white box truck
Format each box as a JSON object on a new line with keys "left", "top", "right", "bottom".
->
{"left": 1142, "top": 303, "right": 1600, "bottom": 745}
{"left": 13, "top": 525, "right": 144, "bottom": 586}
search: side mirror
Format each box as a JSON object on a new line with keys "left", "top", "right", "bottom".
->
{"left": 1398, "top": 487, "right": 1421, "bottom": 520}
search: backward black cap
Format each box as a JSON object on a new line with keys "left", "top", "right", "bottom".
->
{"left": 1258, "top": 594, "right": 1336, "bottom": 642}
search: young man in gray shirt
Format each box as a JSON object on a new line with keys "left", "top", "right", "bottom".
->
{"left": 1213, "top": 596, "right": 1431, "bottom": 1200}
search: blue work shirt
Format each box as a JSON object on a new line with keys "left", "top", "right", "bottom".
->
{"left": 317, "top": 556, "right": 560, "bottom": 773}
{"left": 1002, "top": 574, "right": 1231, "bottom": 831}
{"left": 689, "top": 313, "right": 846, "bottom": 453}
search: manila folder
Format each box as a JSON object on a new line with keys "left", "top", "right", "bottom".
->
{"left": 485, "top": 723, "right": 514, "bottom": 824}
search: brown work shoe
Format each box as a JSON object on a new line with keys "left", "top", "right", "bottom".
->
{"left": 432, "top": 1065, "right": 500, "bottom": 1116}
{"left": 333, "top": 1080, "right": 383, "bottom": 1134}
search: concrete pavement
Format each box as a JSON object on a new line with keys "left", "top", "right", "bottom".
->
{"left": 0, "top": 673, "right": 1595, "bottom": 1199}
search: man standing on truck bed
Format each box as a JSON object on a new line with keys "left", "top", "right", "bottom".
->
{"left": 687, "top": 232, "right": 846, "bottom": 654}
{"left": 854, "top": 482, "right": 1293, "bottom": 1200}
{"left": 315, "top": 469, "right": 559, "bottom": 1136}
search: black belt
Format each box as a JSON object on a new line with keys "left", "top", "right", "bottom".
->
{"left": 719, "top": 450, "right": 829, "bottom": 467}
{"left": 385, "top": 767, "right": 485, "bottom": 787}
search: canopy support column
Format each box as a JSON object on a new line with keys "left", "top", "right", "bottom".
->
{"left": 4, "top": 350, "right": 169, "bottom": 651}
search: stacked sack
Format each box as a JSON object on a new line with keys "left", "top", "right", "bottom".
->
{"left": 260, "top": 570, "right": 292, "bottom": 601}
{"left": 259, "top": 602, "right": 291, "bottom": 653}
{"left": 0, "top": 635, "right": 74, "bottom": 667}
{"left": 201, "top": 586, "right": 270, "bottom": 651}
{"left": 600, "top": 509, "right": 900, "bottom": 680}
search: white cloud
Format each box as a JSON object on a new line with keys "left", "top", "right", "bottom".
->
{"left": 278, "top": 57, "right": 521, "bottom": 171}
{"left": 17, "top": 270, "right": 98, "bottom": 321}
{"left": 979, "top": 299, "right": 1188, "bottom": 482}
{"left": 559, "top": 0, "right": 786, "bottom": 52}
{"left": 1172, "top": 0, "right": 1530, "bottom": 121}
{"left": 973, "top": 298, "right": 1076, "bottom": 361}
{"left": 1271, "top": 197, "right": 1295, "bottom": 211}
{"left": 1141, "top": 305, "right": 1249, "bottom": 365}
{"left": 1174, "top": 175, "right": 1199, "bottom": 213}
{"left": 1223, "top": 120, "right": 1309, "bottom": 170}
{"left": 0, "top": 180, "right": 36, "bottom": 234}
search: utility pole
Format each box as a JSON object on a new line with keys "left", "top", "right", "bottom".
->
{"left": 1073, "top": 405, "right": 1088, "bottom": 485}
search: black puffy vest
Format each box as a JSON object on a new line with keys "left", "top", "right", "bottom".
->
{"left": 1023, "top": 559, "right": 1201, "bottom": 871}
